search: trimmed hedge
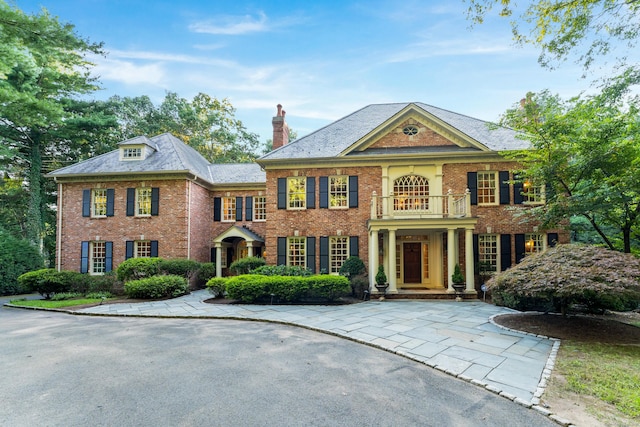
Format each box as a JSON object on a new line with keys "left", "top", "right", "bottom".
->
{"left": 116, "top": 257, "right": 161, "bottom": 282}
{"left": 224, "top": 274, "right": 350, "bottom": 303}
{"left": 196, "top": 262, "right": 216, "bottom": 287}
{"left": 124, "top": 275, "right": 189, "bottom": 299}
{"left": 158, "top": 258, "right": 201, "bottom": 278}
{"left": 205, "top": 277, "right": 228, "bottom": 297}
{"left": 229, "top": 256, "right": 266, "bottom": 275}
{"left": 251, "top": 265, "right": 313, "bottom": 277}
{"left": 17, "top": 269, "right": 83, "bottom": 299}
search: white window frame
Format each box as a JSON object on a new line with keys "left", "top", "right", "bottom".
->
{"left": 393, "top": 175, "right": 429, "bottom": 211}
{"left": 478, "top": 234, "right": 499, "bottom": 273}
{"left": 329, "top": 236, "right": 349, "bottom": 274}
{"left": 287, "top": 237, "right": 306, "bottom": 267}
{"left": 287, "top": 177, "right": 306, "bottom": 210}
{"left": 135, "top": 240, "right": 152, "bottom": 258}
{"left": 92, "top": 189, "right": 108, "bottom": 218}
{"left": 477, "top": 171, "right": 498, "bottom": 206}
{"left": 136, "top": 187, "right": 152, "bottom": 216}
{"left": 329, "top": 176, "right": 348, "bottom": 209}
{"left": 90, "top": 241, "right": 106, "bottom": 275}
{"left": 222, "top": 197, "right": 236, "bottom": 222}
{"left": 523, "top": 180, "right": 546, "bottom": 205}
{"left": 253, "top": 196, "right": 266, "bottom": 221}
{"left": 524, "top": 233, "right": 545, "bottom": 255}
{"left": 120, "top": 146, "right": 143, "bottom": 160}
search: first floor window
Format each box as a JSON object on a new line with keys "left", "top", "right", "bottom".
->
{"left": 135, "top": 241, "right": 152, "bottom": 258}
{"left": 288, "top": 177, "right": 306, "bottom": 209}
{"left": 478, "top": 234, "right": 499, "bottom": 272}
{"left": 477, "top": 171, "right": 497, "bottom": 205}
{"left": 222, "top": 197, "right": 236, "bottom": 221}
{"left": 91, "top": 241, "right": 107, "bottom": 274}
{"left": 254, "top": 196, "right": 266, "bottom": 221}
{"left": 329, "top": 236, "right": 349, "bottom": 273}
{"left": 288, "top": 237, "right": 306, "bottom": 267}
{"left": 524, "top": 233, "right": 544, "bottom": 254}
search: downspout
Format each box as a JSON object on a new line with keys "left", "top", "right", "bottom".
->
{"left": 187, "top": 180, "right": 192, "bottom": 259}
{"left": 56, "top": 181, "right": 63, "bottom": 271}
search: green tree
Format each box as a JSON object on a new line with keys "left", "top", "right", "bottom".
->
{"left": 108, "top": 92, "right": 262, "bottom": 163}
{"left": 466, "top": 0, "right": 640, "bottom": 72}
{"left": 501, "top": 75, "right": 640, "bottom": 253}
{"left": 0, "top": 2, "right": 106, "bottom": 256}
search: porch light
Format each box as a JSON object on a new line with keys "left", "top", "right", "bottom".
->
{"left": 525, "top": 238, "right": 535, "bottom": 253}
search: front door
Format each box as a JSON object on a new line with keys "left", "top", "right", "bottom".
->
{"left": 403, "top": 242, "right": 422, "bottom": 283}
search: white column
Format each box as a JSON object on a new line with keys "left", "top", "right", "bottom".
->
{"left": 215, "top": 243, "right": 223, "bottom": 278}
{"left": 388, "top": 229, "right": 397, "bottom": 293}
{"left": 247, "top": 243, "right": 254, "bottom": 257}
{"left": 447, "top": 228, "right": 455, "bottom": 291}
{"left": 465, "top": 228, "right": 474, "bottom": 292}
{"left": 369, "top": 230, "right": 378, "bottom": 291}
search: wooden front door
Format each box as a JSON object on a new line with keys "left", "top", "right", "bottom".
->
{"left": 403, "top": 242, "right": 422, "bottom": 283}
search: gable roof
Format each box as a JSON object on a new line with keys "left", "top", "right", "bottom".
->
{"left": 258, "top": 102, "right": 528, "bottom": 161}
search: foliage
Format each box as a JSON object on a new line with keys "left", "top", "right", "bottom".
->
{"left": 501, "top": 79, "right": 640, "bottom": 253}
{"left": 229, "top": 256, "right": 266, "bottom": 275}
{"left": 487, "top": 244, "right": 640, "bottom": 315}
{"left": 83, "top": 272, "right": 123, "bottom": 296}
{"left": 252, "top": 264, "right": 313, "bottom": 277}
{"left": 349, "top": 275, "right": 370, "bottom": 299}
{"left": 205, "top": 277, "right": 228, "bottom": 297}
{"left": 452, "top": 264, "right": 465, "bottom": 284}
{"left": 124, "top": 275, "right": 188, "bottom": 299}
{"left": 224, "top": 274, "right": 350, "bottom": 303}
{"left": 116, "top": 257, "right": 161, "bottom": 282}
{"left": 339, "top": 256, "right": 366, "bottom": 278}
{"left": 106, "top": 92, "right": 262, "bottom": 163}
{"left": 466, "top": 0, "right": 640, "bottom": 73}
{"left": 558, "top": 342, "right": 640, "bottom": 418}
{"left": 375, "top": 265, "right": 387, "bottom": 285}
{"left": 0, "top": 229, "right": 44, "bottom": 295}
{"left": 50, "top": 292, "right": 82, "bottom": 301}
{"left": 158, "top": 258, "right": 201, "bottom": 279}
{"left": 17, "top": 268, "right": 85, "bottom": 299}
{"left": 8, "top": 297, "right": 112, "bottom": 309}
{"left": 196, "top": 262, "right": 216, "bottom": 287}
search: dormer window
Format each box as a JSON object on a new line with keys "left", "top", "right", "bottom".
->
{"left": 122, "top": 147, "right": 142, "bottom": 159}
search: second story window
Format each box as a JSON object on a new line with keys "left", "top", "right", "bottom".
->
{"left": 92, "top": 189, "right": 108, "bottom": 217}
{"left": 393, "top": 175, "right": 429, "bottom": 211}
{"left": 222, "top": 197, "right": 236, "bottom": 222}
{"left": 477, "top": 172, "right": 497, "bottom": 205}
{"left": 329, "top": 176, "right": 348, "bottom": 208}
{"left": 254, "top": 196, "right": 266, "bottom": 221}
{"left": 523, "top": 180, "right": 545, "bottom": 204}
{"left": 288, "top": 177, "right": 306, "bottom": 209}
{"left": 137, "top": 188, "right": 152, "bottom": 216}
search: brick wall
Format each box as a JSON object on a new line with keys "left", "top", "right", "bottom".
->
{"left": 370, "top": 119, "right": 457, "bottom": 149}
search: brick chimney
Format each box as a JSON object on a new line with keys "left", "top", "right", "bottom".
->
{"left": 271, "top": 104, "right": 289, "bottom": 150}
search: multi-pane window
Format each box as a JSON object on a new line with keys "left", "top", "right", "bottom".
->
{"left": 135, "top": 241, "right": 152, "bottom": 258}
{"left": 523, "top": 180, "right": 545, "bottom": 204}
{"left": 92, "top": 189, "right": 107, "bottom": 217}
{"left": 525, "top": 233, "right": 544, "bottom": 255}
{"left": 287, "top": 237, "right": 306, "bottom": 267}
{"left": 91, "top": 241, "right": 106, "bottom": 274}
{"left": 254, "top": 196, "right": 266, "bottom": 221}
{"left": 122, "top": 147, "right": 142, "bottom": 159}
{"left": 329, "top": 236, "right": 349, "bottom": 274}
{"left": 393, "top": 175, "right": 429, "bottom": 211}
{"left": 287, "top": 177, "right": 306, "bottom": 209}
{"left": 137, "top": 188, "right": 152, "bottom": 216}
{"left": 329, "top": 176, "right": 348, "bottom": 208}
{"left": 222, "top": 197, "right": 236, "bottom": 221}
{"left": 478, "top": 234, "right": 499, "bottom": 272}
{"left": 477, "top": 172, "right": 497, "bottom": 205}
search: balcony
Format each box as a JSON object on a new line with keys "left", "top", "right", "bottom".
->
{"left": 370, "top": 190, "right": 471, "bottom": 220}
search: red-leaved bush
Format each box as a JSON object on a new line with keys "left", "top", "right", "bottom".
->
{"left": 487, "top": 244, "right": 640, "bottom": 315}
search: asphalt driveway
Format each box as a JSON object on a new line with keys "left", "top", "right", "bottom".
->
{"left": 0, "top": 302, "right": 557, "bottom": 427}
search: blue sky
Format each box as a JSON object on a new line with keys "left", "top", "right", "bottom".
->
{"left": 14, "top": 0, "right": 594, "bottom": 144}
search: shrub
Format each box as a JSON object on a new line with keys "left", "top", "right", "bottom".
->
{"left": 84, "top": 272, "right": 123, "bottom": 296}
{"left": 116, "top": 257, "right": 161, "bottom": 282}
{"left": 349, "top": 274, "right": 370, "bottom": 299}
{"left": 159, "top": 259, "right": 201, "bottom": 279}
{"left": 487, "top": 244, "right": 640, "bottom": 315}
{"left": 86, "top": 291, "right": 113, "bottom": 299}
{"left": 225, "top": 274, "right": 269, "bottom": 303}
{"left": 205, "top": 277, "right": 228, "bottom": 297}
{"left": 51, "top": 292, "right": 83, "bottom": 301}
{"left": 17, "top": 269, "right": 82, "bottom": 299}
{"left": 124, "top": 275, "right": 188, "bottom": 299}
{"left": 306, "top": 275, "right": 351, "bottom": 301}
{"left": 339, "top": 256, "right": 365, "bottom": 278}
{"left": 224, "top": 274, "right": 351, "bottom": 303}
{"left": 0, "top": 230, "right": 44, "bottom": 295}
{"left": 196, "top": 262, "right": 216, "bottom": 287}
{"left": 252, "top": 264, "right": 313, "bottom": 276}
{"left": 229, "top": 256, "right": 266, "bottom": 275}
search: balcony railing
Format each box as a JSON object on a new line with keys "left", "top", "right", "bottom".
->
{"left": 370, "top": 189, "right": 471, "bottom": 220}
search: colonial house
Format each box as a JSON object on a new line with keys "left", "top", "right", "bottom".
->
{"left": 48, "top": 102, "right": 566, "bottom": 297}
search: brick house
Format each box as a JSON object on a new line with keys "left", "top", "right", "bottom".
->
{"left": 48, "top": 102, "right": 566, "bottom": 296}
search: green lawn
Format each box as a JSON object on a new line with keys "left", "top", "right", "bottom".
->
{"left": 9, "top": 298, "right": 109, "bottom": 309}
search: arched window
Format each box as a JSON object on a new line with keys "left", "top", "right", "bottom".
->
{"left": 393, "top": 175, "right": 429, "bottom": 211}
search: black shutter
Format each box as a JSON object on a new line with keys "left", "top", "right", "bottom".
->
{"left": 515, "top": 234, "right": 525, "bottom": 263}
{"left": 245, "top": 196, "right": 253, "bottom": 221}
{"left": 306, "top": 237, "right": 316, "bottom": 273}
{"left": 150, "top": 240, "right": 159, "bottom": 257}
{"left": 500, "top": 234, "right": 512, "bottom": 271}
{"left": 513, "top": 174, "right": 524, "bottom": 205}
{"left": 235, "top": 197, "right": 243, "bottom": 221}
{"left": 126, "top": 188, "right": 135, "bottom": 216}
{"left": 277, "top": 237, "right": 286, "bottom": 265}
{"left": 213, "top": 197, "right": 221, "bottom": 222}
{"left": 106, "top": 189, "right": 115, "bottom": 216}
{"left": 105, "top": 242, "right": 113, "bottom": 272}
{"left": 467, "top": 172, "right": 478, "bottom": 205}
{"left": 82, "top": 189, "right": 91, "bottom": 217}
{"left": 151, "top": 187, "right": 159, "bottom": 216}
{"left": 319, "top": 176, "right": 329, "bottom": 209}
{"left": 348, "top": 176, "right": 358, "bottom": 208}
{"left": 306, "top": 177, "right": 315, "bottom": 209}
{"left": 80, "top": 241, "right": 89, "bottom": 273}
{"left": 319, "top": 237, "right": 329, "bottom": 274}
{"left": 499, "top": 171, "right": 510, "bottom": 205}
{"left": 547, "top": 233, "right": 559, "bottom": 248}
{"left": 277, "top": 178, "right": 286, "bottom": 209}
{"left": 210, "top": 247, "right": 216, "bottom": 263}
{"left": 126, "top": 241, "right": 134, "bottom": 260}
{"left": 349, "top": 236, "right": 359, "bottom": 257}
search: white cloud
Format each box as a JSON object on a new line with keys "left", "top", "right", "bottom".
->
{"left": 189, "top": 11, "right": 269, "bottom": 35}
{"left": 93, "top": 58, "right": 166, "bottom": 86}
